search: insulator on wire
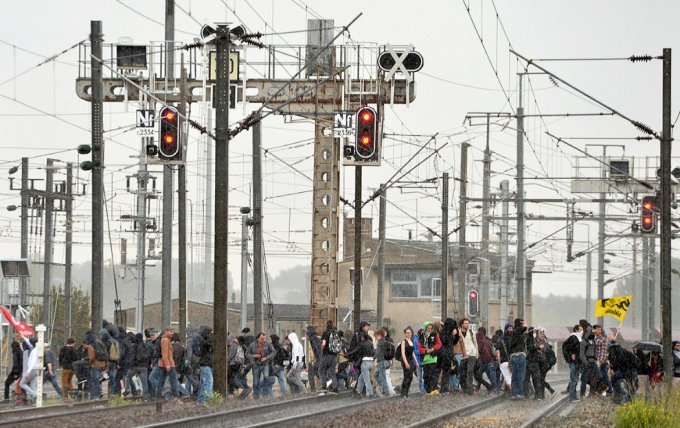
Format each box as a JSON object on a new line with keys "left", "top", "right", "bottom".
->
{"left": 629, "top": 55, "right": 653, "bottom": 63}
{"left": 632, "top": 121, "right": 655, "bottom": 136}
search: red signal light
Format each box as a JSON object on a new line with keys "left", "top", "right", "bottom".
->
{"left": 470, "top": 291, "right": 477, "bottom": 298}
{"left": 361, "top": 135, "right": 371, "bottom": 146}
{"left": 361, "top": 111, "right": 373, "bottom": 122}
{"left": 643, "top": 201, "right": 653, "bottom": 210}
{"left": 164, "top": 135, "right": 174, "bottom": 144}
{"left": 165, "top": 111, "right": 175, "bottom": 121}
{"left": 643, "top": 217, "right": 653, "bottom": 225}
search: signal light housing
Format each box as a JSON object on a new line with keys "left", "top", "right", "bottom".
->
{"left": 468, "top": 289, "right": 479, "bottom": 317}
{"left": 158, "top": 106, "right": 181, "bottom": 161}
{"left": 355, "top": 106, "right": 377, "bottom": 160}
{"left": 640, "top": 195, "right": 657, "bottom": 233}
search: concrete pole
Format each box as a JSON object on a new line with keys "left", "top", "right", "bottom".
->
{"left": 204, "top": 108, "right": 213, "bottom": 302}
{"left": 660, "top": 48, "right": 673, "bottom": 381}
{"left": 516, "top": 74, "right": 526, "bottom": 320}
{"left": 241, "top": 215, "right": 248, "bottom": 331}
{"left": 586, "top": 251, "right": 592, "bottom": 320}
{"left": 641, "top": 237, "right": 649, "bottom": 341}
{"left": 161, "top": 0, "right": 175, "bottom": 331}
{"left": 90, "top": 20, "right": 104, "bottom": 331}
{"left": 213, "top": 24, "right": 231, "bottom": 396}
{"left": 649, "top": 237, "right": 656, "bottom": 340}
{"left": 597, "top": 147, "right": 607, "bottom": 327}
{"left": 20, "top": 157, "right": 28, "bottom": 313}
{"left": 135, "top": 136, "right": 148, "bottom": 334}
{"left": 499, "top": 180, "right": 509, "bottom": 328}
{"left": 64, "top": 163, "right": 73, "bottom": 340}
{"left": 441, "top": 173, "right": 449, "bottom": 319}
{"left": 253, "top": 115, "right": 263, "bottom": 334}
{"left": 457, "top": 144, "right": 469, "bottom": 319}
{"left": 377, "top": 184, "right": 386, "bottom": 325}
{"left": 43, "top": 159, "right": 54, "bottom": 327}
{"left": 481, "top": 115, "right": 491, "bottom": 327}
{"left": 353, "top": 165, "right": 363, "bottom": 331}
{"left": 178, "top": 63, "right": 188, "bottom": 344}
{"left": 631, "top": 238, "right": 637, "bottom": 328}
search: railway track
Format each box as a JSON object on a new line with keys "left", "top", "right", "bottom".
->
{"left": 0, "top": 398, "right": 109, "bottom": 422}
{"left": 403, "top": 378, "right": 571, "bottom": 428}
{"left": 518, "top": 394, "right": 573, "bottom": 428}
{"left": 138, "top": 392, "right": 399, "bottom": 428}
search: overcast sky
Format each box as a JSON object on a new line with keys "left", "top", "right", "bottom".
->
{"left": 0, "top": 1, "right": 678, "bottom": 305}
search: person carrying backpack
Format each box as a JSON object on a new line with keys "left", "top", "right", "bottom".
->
{"left": 305, "top": 326, "right": 322, "bottom": 393}
{"left": 270, "top": 334, "right": 290, "bottom": 397}
{"left": 196, "top": 326, "right": 214, "bottom": 404}
{"left": 100, "top": 328, "right": 122, "bottom": 395}
{"left": 536, "top": 328, "right": 557, "bottom": 398}
{"left": 126, "top": 333, "right": 150, "bottom": 400}
{"left": 564, "top": 324, "right": 583, "bottom": 402}
{"left": 319, "top": 320, "right": 340, "bottom": 393}
{"left": 85, "top": 332, "right": 108, "bottom": 400}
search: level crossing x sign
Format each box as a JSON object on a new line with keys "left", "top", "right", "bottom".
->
{"left": 136, "top": 109, "right": 155, "bottom": 136}
{"left": 333, "top": 111, "right": 355, "bottom": 138}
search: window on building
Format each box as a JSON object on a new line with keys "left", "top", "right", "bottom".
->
{"left": 391, "top": 270, "right": 441, "bottom": 299}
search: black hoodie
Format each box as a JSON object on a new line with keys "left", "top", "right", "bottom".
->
{"left": 10, "top": 342, "right": 23, "bottom": 374}
{"left": 508, "top": 318, "right": 528, "bottom": 355}
{"left": 198, "top": 326, "right": 213, "bottom": 367}
{"left": 439, "top": 318, "right": 459, "bottom": 357}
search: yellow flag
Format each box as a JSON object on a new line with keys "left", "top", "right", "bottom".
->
{"left": 594, "top": 295, "right": 632, "bottom": 322}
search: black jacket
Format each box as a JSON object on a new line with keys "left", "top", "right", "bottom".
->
{"left": 198, "top": 326, "right": 213, "bottom": 367}
{"left": 10, "top": 342, "right": 23, "bottom": 374}
{"left": 120, "top": 334, "right": 136, "bottom": 369}
{"left": 508, "top": 320, "right": 528, "bottom": 355}
{"left": 439, "top": 318, "right": 459, "bottom": 358}
{"left": 58, "top": 345, "right": 79, "bottom": 370}
{"left": 346, "top": 339, "right": 374, "bottom": 361}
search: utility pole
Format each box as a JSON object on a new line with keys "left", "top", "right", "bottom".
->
{"left": 20, "top": 157, "right": 28, "bottom": 314}
{"left": 457, "top": 143, "right": 469, "bottom": 319}
{"left": 253, "top": 115, "right": 263, "bottom": 334}
{"left": 241, "top": 214, "right": 248, "bottom": 331}
{"left": 641, "top": 237, "right": 649, "bottom": 341}
{"left": 213, "top": 24, "right": 231, "bottom": 397}
{"left": 631, "top": 238, "right": 637, "bottom": 328}
{"left": 353, "top": 165, "right": 363, "bottom": 331}
{"left": 648, "top": 237, "right": 656, "bottom": 340}
{"left": 43, "top": 159, "right": 54, "bottom": 326}
{"left": 377, "top": 184, "right": 386, "bottom": 326}
{"left": 585, "top": 251, "right": 592, "bottom": 320}
{"left": 134, "top": 126, "right": 149, "bottom": 334}
{"left": 516, "top": 74, "right": 526, "bottom": 320}
{"left": 480, "top": 114, "right": 491, "bottom": 327}
{"left": 441, "top": 173, "right": 449, "bottom": 319}
{"left": 161, "top": 0, "right": 175, "bottom": 331}
{"left": 204, "top": 108, "right": 213, "bottom": 303}
{"left": 178, "top": 63, "right": 187, "bottom": 344}
{"left": 659, "top": 48, "right": 673, "bottom": 381}
{"left": 596, "top": 146, "right": 607, "bottom": 327}
{"left": 499, "top": 180, "right": 509, "bottom": 328}
{"left": 90, "top": 20, "right": 104, "bottom": 331}
{"left": 64, "top": 163, "right": 73, "bottom": 340}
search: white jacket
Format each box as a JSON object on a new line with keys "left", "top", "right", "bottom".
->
{"left": 288, "top": 332, "right": 304, "bottom": 366}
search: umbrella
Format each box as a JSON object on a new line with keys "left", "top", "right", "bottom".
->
{"left": 633, "top": 341, "right": 662, "bottom": 353}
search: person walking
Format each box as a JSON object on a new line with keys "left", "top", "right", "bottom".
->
{"left": 412, "top": 328, "right": 425, "bottom": 395}
{"left": 85, "top": 332, "right": 107, "bottom": 400}
{"left": 418, "top": 321, "right": 442, "bottom": 395}
{"left": 247, "top": 333, "right": 276, "bottom": 400}
{"left": 459, "top": 318, "right": 478, "bottom": 394}
{"left": 196, "top": 326, "right": 214, "bottom": 404}
{"left": 42, "top": 343, "right": 62, "bottom": 397}
{"left": 270, "top": 334, "right": 290, "bottom": 397}
{"left": 564, "top": 324, "right": 583, "bottom": 402}
{"left": 155, "top": 326, "right": 181, "bottom": 399}
{"left": 319, "top": 320, "right": 340, "bottom": 393}
{"left": 286, "top": 332, "right": 307, "bottom": 394}
{"left": 593, "top": 325, "right": 612, "bottom": 395}
{"left": 508, "top": 318, "right": 528, "bottom": 399}
{"left": 535, "top": 328, "right": 557, "bottom": 398}
{"left": 126, "top": 333, "right": 150, "bottom": 399}
{"left": 346, "top": 331, "right": 375, "bottom": 398}
{"left": 398, "top": 326, "right": 417, "bottom": 397}
{"left": 579, "top": 325, "right": 598, "bottom": 399}
{"left": 4, "top": 341, "right": 22, "bottom": 401}
{"left": 476, "top": 327, "right": 498, "bottom": 393}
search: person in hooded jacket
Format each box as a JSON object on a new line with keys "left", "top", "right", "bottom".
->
{"left": 270, "top": 334, "right": 290, "bottom": 397}
{"left": 4, "top": 341, "right": 22, "bottom": 401}
{"left": 184, "top": 325, "right": 200, "bottom": 396}
{"left": 524, "top": 328, "right": 544, "bottom": 400}
{"left": 286, "top": 332, "right": 307, "bottom": 394}
{"left": 348, "top": 321, "right": 371, "bottom": 394}
{"left": 564, "top": 324, "right": 583, "bottom": 402}
{"left": 346, "top": 331, "right": 375, "bottom": 398}
{"left": 413, "top": 328, "right": 425, "bottom": 394}
{"left": 418, "top": 321, "right": 442, "bottom": 394}
{"left": 476, "top": 327, "right": 498, "bottom": 393}
{"left": 19, "top": 337, "right": 39, "bottom": 401}
{"left": 608, "top": 340, "right": 638, "bottom": 403}
{"left": 118, "top": 332, "right": 136, "bottom": 396}
{"left": 495, "top": 324, "right": 513, "bottom": 392}
{"left": 99, "top": 328, "right": 119, "bottom": 396}
{"left": 196, "top": 326, "right": 214, "bottom": 404}
{"left": 579, "top": 325, "right": 598, "bottom": 398}
{"left": 437, "top": 318, "right": 459, "bottom": 393}
{"left": 508, "top": 318, "right": 528, "bottom": 399}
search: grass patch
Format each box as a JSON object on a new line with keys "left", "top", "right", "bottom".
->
{"left": 613, "top": 385, "right": 680, "bottom": 428}
{"left": 201, "top": 392, "right": 224, "bottom": 408}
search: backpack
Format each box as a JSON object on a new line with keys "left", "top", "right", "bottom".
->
{"left": 136, "top": 341, "right": 150, "bottom": 364}
{"left": 383, "top": 340, "right": 396, "bottom": 361}
{"left": 190, "top": 336, "right": 202, "bottom": 365}
{"left": 94, "top": 340, "right": 109, "bottom": 361}
{"left": 328, "top": 331, "right": 342, "bottom": 354}
{"left": 108, "top": 339, "right": 121, "bottom": 362}
{"left": 562, "top": 335, "right": 579, "bottom": 363}
{"left": 394, "top": 342, "right": 402, "bottom": 362}
{"left": 235, "top": 346, "right": 245, "bottom": 365}
{"left": 545, "top": 346, "right": 557, "bottom": 369}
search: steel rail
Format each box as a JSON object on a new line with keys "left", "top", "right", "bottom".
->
{"left": 518, "top": 394, "right": 571, "bottom": 428}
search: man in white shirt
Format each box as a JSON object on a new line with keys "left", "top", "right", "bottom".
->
{"left": 459, "top": 318, "right": 478, "bottom": 394}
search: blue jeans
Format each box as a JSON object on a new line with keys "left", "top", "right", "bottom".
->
{"left": 43, "top": 372, "right": 62, "bottom": 396}
{"left": 252, "top": 364, "right": 269, "bottom": 399}
{"left": 416, "top": 365, "right": 425, "bottom": 394}
{"left": 568, "top": 361, "right": 580, "bottom": 400}
{"left": 510, "top": 353, "right": 527, "bottom": 397}
{"left": 150, "top": 366, "right": 180, "bottom": 398}
{"left": 20, "top": 369, "right": 39, "bottom": 398}
{"left": 108, "top": 362, "right": 119, "bottom": 395}
{"left": 355, "top": 360, "right": 373, "bottom": 397}
{"left": 272, "top": 366, "right": 289, "bottom": 397}
{"left": 197, "top": 366, "right": 213, "bottom": 404}
{"left": 599, "top": 362, "right": 612, "bottom": 391}
{"left": 126, "top": 367, "right": 148, "bottom": 398}
{"left": 89, "top": 367, "right": 103, "bottom": 399}
{"left": 374, "top": 360, "right": 390, "bottom": 395}
{"left": 611, "top": 368, "right": 636, "bottom": 402}
{"left": 449, "top": 354, "right": 463, "bottom": 391}
{"left": 148, "top": 366, "right": 162, "bottom": 397}
{"left": 480, "top": 362, "right": 498, "bottom": 392}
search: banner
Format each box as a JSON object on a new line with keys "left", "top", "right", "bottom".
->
{"left": 0, "top": 306, "right": 35, "bottom": 336}
{"left": 594, "top": 295, "right": 632, "bottom": 322}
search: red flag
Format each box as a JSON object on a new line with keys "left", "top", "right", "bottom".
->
{"left": 0, "top": 306, "right": 35, "bottom": 336}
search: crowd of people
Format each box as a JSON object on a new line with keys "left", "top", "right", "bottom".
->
{"left": 3, "top": 317, "right": 680, "bottom": 406}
